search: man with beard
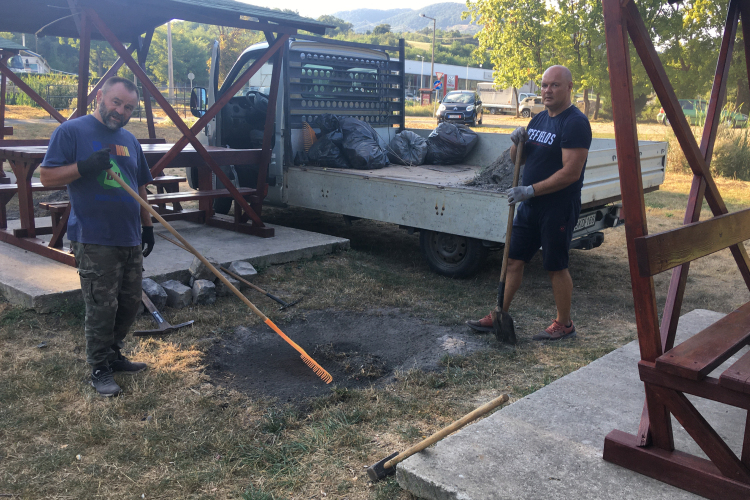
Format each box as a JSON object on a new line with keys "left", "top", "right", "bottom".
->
{"left": 40, "top": 77, "right": 155, "bottom": 396}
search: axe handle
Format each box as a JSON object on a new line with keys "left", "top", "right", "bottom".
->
{"left": 383, "top": 393, "right": 509, "bottom": 470}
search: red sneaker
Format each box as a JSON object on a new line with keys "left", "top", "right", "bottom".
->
{"left": 466, "top": 312, "right": 494, "bottom": 333}
{"left": 533, "top": 320, "right": 576, "bottom": 341}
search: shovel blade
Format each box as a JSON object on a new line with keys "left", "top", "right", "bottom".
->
{"left": 492, "top": 308, "right": 517, "bottom": 345}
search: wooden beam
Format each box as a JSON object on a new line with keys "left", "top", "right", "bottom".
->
{"left": 635, "top": 207, "right": 750, "bottom": 277}
{"left": 603, "top": 0, "right": 669, "bottom": 450}
{"left": 77, "top": 11, "right": 91, "bottom": 119}
{"left": 652, "top": 386, "right": 750, "bottom": 482}
{"left": 253, "top": 47, "right": 283, "bottom": 215}
{"left": 148, "top": 34, "right": 289, "bottom": 177}
{"left": 87, "top": 9, "right": 279, "bottom": 230}
{"left": 0, "top": 65, "right": 66, "bottom": 123}
{"left": 137, "top": 30, "right": 156, "bottom": 139}
{"left": 604, "top": 429, "right": 750, "bottom": 500}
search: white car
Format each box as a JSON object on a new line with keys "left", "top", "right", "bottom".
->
{"left": 518, "top": 96, "right": 544, "bottom": 118}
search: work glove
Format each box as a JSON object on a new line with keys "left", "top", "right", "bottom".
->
{"left": 141, "top": 226, "right": 155, "bottom": 257}
{"left": 77, "top": 148, "right": 111, "bottom": 178}
{"left": 509, "top": 127, "right": 528, "bottom": 145}
{"left": 507, "top": 185, "right": 535, "bottom": 205}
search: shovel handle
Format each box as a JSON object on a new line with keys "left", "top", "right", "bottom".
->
{"left": 499, "top": 140, "right": 524, "bottom": 285}
{"left": 383, "top": 393, "right": 509, "bottom": 470}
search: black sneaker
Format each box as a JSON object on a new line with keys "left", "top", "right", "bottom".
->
{"left": 91, "top": 366, "right": 121, "bottom": 397}
{"left": 111, "top": 352, "right": 147, "bottom": 374}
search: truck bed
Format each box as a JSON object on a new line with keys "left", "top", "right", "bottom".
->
{"left": 282, "top": 133, "right": 667, "bottom": 244}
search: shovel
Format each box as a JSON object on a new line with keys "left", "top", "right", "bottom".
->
{"left": 492, "top": 140, "right": 524, "bottom": 345}
{"left": 366, "top": 393, "right": 509, "bottom": 481}
{"left": 134, "top": 291, "right": 194, "bottom": 336}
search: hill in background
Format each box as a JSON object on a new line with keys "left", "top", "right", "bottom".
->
{"left": 333, "top": 3, "right": 479, "bottom": 33}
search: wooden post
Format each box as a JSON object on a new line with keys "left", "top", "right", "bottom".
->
{"left": 77, "top": 11, "right": 91, "bottom": 119}
{"left": 137, "top": 30, "right": 156, "bottom": 139}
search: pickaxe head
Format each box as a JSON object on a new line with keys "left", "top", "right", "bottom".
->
{"left": 366, "top": 452, "right": 399, "bottom": 482}
{"left": 134, "top": 320, "right": 194, "bottom": 336}
{"left": 279, "top": 297, "right": 303, "bottom": 311}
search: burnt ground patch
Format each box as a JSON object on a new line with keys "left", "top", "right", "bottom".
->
{"left": 206, "top": 308, "right": 494, "bottom": 403}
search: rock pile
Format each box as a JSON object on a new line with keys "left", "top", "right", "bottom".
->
{"left": 465, "top": 147, "right": 524, "bottom": 191}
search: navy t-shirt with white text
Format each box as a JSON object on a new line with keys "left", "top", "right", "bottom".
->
{"left": 522, "top": 105, "right": 592, "bottom": 205}
{"left": 41, "top": 114, "right": 153, "bottom": 247}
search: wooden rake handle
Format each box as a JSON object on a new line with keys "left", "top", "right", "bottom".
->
{"left": 383, "top": 393, "right": 509, "bottom": 470}
{"left": 499, "top": 140, "right": 524, "bottom": 284}
{"left": 106, "top": 169, "right": 332, "bottom": 384}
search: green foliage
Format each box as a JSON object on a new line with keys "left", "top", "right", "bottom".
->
{"left": 712, "top": 130, "right": 750, "bottom": 180}
{"left": 4, "top": 74, "right": 82, "bottom": 110}
{"left": 317, "top": 15, "right": 353, "bottom": 37}
{"left": 372, "top": 24, "right": 391, "bottom": 35}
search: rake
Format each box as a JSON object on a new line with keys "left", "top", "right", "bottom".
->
{"left": 108, "top": 169, "right": 332, "bottom": 384}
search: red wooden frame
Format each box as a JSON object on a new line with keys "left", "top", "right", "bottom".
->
{"left": 602, "top": 0, "right": 750, "bottom": 498}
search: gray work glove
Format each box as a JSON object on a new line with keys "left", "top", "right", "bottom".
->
{"left": 507, "top": 185, "right": 535, "bottom": 205}
{"left": 510, "top": 126, "right": 528, "bottom": 145}
{"left": 77, "top": 148, "right": 111, "bottom": 178}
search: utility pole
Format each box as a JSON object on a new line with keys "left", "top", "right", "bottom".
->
{"left": 167, "top": 22, "right": 174, "bottom": 103}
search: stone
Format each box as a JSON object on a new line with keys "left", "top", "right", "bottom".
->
{"left": 188, "top": 276, "right": 195, "bottom": 288}
{"left": 227, "top": 260, "right": 257, "bottom": 288}
{"left": 141, "top": 278, "right": 167, "bottom": 310}
{"left": 188, "top": 256, "right": 220, "bottom": 281}
{"left": 192, "top": 279, "right": 216, "bottom": 305}
{"left": 160, "top": 280, "right": 192, "bottom": 309}
{"left": 215, "top": 271, "right": 240, "bottom": 297}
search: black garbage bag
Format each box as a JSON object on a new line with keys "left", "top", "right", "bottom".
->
{"left": 425, "top": 123, "right": 480, "bottom": 165}
{"left": 387, "top": 130, "right": 428, "bottom": 165}
{"left": 339, "top": 117, "right": 389, "bottom": 170}
{"left": 313, "top": 114, "right": 341, "bottom": 135}
{"left": 307, "top": 131, "right": 350, "bottom": 169}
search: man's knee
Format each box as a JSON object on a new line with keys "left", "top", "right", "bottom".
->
{"left": 507, "top": 258, "right": 525, "bottom": 273}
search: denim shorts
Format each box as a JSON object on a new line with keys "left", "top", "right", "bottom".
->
{"left": 507, "top": 197, "right": 581, "bottom": 271}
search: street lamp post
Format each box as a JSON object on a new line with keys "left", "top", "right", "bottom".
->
{"left": 420, "top": 13, "right": 436, "bottom": 98}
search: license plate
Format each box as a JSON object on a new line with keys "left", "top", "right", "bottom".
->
{"left": 447, "top": 114, "right": 462, "bottom": 119}
{"left": 574, "top": 213, "right": 597, "bottom": 231}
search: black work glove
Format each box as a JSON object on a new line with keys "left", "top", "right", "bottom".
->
{"left": 141, "top": 226, "right": 155, "bottom": 257}
{"left": 77, "top": 148, "right": 112, "bottom": 178}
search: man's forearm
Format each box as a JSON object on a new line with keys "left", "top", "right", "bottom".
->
{"left": 138, "top": 185, "right": 153, "bottom": 227}
{"left": 39, "top": 165, "right": 81, "bottom": 186}
{"left": 529, "top": 170, "right": 581, "bottom": 197}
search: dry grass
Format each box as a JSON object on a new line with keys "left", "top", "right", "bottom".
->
{"left": 1, "top": 105, "right": 750, "bottom": 499}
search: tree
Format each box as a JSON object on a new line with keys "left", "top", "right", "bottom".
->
{"left": 465, "top": 0, "right": 550, "bottom": 116}
{"left": 372, "top": 24, "right": 391, "bottom": 35}
{"left": 317, "top": 15, "right": 353, "bottom": 37}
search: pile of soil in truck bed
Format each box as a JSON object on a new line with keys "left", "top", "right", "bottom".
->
{"left": 464, "top": 147, "right": 524, "bottom": 191}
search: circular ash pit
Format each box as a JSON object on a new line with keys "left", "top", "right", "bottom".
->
{"left": 206, "top": 309, "right": 493, "bottom": 403}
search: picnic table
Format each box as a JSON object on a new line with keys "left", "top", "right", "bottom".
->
{"left": 0, "top": 143, "right": 263, "bottom": 266}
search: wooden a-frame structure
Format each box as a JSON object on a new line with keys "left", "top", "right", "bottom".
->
{"left": 602, "top": 0, "right": 750, "bottom": 498}
{"left": 0, "top": 0, "right": 330, "bottom": 249}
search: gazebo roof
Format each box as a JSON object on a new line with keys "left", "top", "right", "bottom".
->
{"left": 0, "top": 0, "right": 331, "bottom": 40}
{"left": 0, "top": 38, "right": 29, "bottom": 52}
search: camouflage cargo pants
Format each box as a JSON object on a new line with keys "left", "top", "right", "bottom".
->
{"left": 71, "top": 241, "right": 143, "bottom": 368}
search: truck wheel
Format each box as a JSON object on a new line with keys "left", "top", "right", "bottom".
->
{"left": 419, "top": 229, "right": 488, "bottom": 278}
{"left": 490, "top": 108, "right": 497, "bottom": 115}
{"left": 521, "top": 109, "right": 531, "bottom": 118}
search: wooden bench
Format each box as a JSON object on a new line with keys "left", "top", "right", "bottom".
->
{"left": 655, "top": 302, "right": 750, "bottom": 381}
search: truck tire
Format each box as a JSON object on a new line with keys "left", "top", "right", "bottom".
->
{"left": 521, "top": 109, "right": 531, "bottom": 118}
{"left": 419, "top": 229, "right": 488, "bottom": 278}
{"left": 490, "top": 108, "right": 497, "bottom": 115}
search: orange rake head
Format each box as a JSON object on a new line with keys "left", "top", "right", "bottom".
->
{"left": 264, "top": 318, "right": 332, "bottom": 384}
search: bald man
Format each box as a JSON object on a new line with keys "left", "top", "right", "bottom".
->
{"left": 467, "top": 65, "right": 592, "bottom": 341}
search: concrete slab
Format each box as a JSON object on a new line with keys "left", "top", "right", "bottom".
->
{"left": 0, "top": 217, "right": 348, "bottom": 312}
{"left": 397, "top": 309, "right": 747, "bottom": 500}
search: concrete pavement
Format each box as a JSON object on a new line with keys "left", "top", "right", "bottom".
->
{"left": 397, "top": 309, "right": 745, "bottom": 499}
{"left": 0, "top": 217, "right": 349, "bottom": 312}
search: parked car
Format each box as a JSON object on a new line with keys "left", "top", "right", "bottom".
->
{"left": 436, "top": 90, "right": 483, "bottom": 126}
{"left": 518, "top": 96, "right": 544, "bottom": 118}
{"left": 657, "top": 99, "right": 748, "bottom": 128}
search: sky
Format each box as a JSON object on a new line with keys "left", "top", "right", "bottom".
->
{"left": 240, "top": 0, "right": 466, "bottom": 20}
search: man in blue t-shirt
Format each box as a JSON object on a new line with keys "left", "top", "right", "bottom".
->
{"left": 467, "top": 66, "right": 592, "bottom": 341}
{"left": 40, "top": 77, "right": 155, "bottom": 396}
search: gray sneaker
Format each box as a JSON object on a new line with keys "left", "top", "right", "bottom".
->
{"left": 90, "top": 366, "right": 121, "bottom": 397}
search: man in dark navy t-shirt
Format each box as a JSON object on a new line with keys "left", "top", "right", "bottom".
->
{"left": 40, "top": 77, "right": 155, "bottom": 397}
{"left": 467, "top": 66, "right": 592, "bottom": 341}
